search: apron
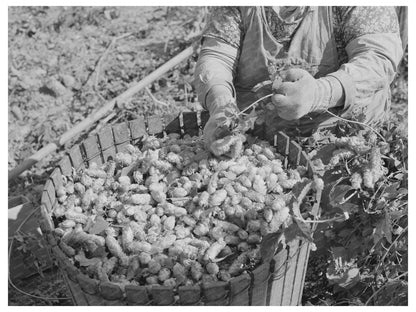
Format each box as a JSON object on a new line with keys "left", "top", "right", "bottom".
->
{"left": 234, "top": 6, "right": 390, "bottom": 137}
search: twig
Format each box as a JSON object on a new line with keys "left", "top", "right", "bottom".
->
{"left": 184, "top": 82, "right": 188, "bottom": 108}
{"left": 366, "top": 179, "right": 386, "bottom": 213}
{"left": 324, "top": 109, "right": 386, "bottom": 142}
{"left": 302, "top": 214, "right": 346, "bottom": 224}
{"left": 8, "top": 207, "right": 70, "bottom": 301}
{"left": 365, "top": 271, "right": 408, "bottom": 306}
{"left": 238, "top": 94, "right": 273, "bottom": 116}
{"left": 163, "top": 36, "right": 170, "bottom": 53}
{"left": 145, "top": 87, "right": 170, "bottom": 107}
{"left": 339, "top": 190, "right": 358, "bottom": 205}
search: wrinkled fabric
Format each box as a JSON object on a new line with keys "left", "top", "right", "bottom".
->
{"left": 395, "top": 6, "right": 408, "bottom": 49}
{"left": 195, "top": 6, "right": 403, "bottom": 136}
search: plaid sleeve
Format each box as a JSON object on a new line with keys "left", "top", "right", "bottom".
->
{"left": 335, "top": 6, "right": 400, "bottom": 46}
{"left": 202, "top": 6, "right": 244, "bottom": 50}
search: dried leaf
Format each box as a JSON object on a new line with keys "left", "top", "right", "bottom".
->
{"left": 90, "top": 246, "right": 108, "bottom": 258}
{"left": 88, "top": 216, "right": 109, "bottom": 235}
{"left": 75, "top": 255, "right": 101, "bottom": 267}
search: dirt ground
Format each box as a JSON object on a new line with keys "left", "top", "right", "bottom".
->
{"left": 8, "top": 6, "right": 408, "bottom": 306}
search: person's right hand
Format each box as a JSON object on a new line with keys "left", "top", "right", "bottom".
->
{"left": 203, "top": 88, "right": 246, "bottom": 157}
{"left": 204, "top": 101, "right": 241, "bottom": 156}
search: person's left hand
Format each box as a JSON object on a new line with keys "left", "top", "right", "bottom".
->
{"left": 271, "top": 68, "right": 319, "bottom": 120}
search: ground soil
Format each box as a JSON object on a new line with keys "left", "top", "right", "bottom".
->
{"left": 8, "top": 6, "right": 408, "bottom": 306}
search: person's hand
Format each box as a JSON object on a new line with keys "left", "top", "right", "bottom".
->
{"left": 271, "top": 68, "right": 324, "bottom": 120}
{"left": 204, "top": 102, "right": 244, "bottom": 157}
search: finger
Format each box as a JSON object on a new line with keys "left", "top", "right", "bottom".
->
{"left": 214, "top": 126, "right": 231, "bottom": 140}
{"left": 281, "top": 68, "right": 308, "bottom": 82}
{"left": 271, "top": 76, "right": 283, "bottom": 92}
{"left": 271, "top": 94, "right": 289, "bottom": 107}
{"left": 274, "top": 82, "right": 296, "bottom": 96}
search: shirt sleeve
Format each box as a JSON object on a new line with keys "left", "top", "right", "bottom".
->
{"left": 202, "top": 7, "right": 244, "bottom": 50}
{"left": 193, "top": 38, "right": 239, "bottom": 110}
{"left": 330, "top": 6, "right": 403, "bottom": 116}
{"left": 194, "top": 7, "right": 243, "bottom": 110}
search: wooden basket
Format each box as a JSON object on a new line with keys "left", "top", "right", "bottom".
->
{"left": 39, "top": 111, "right": 321, "bottom": 306}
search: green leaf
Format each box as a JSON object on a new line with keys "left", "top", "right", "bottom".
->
{"left": 383, "top": 182, "right": 400, "bottom": 199}
{"left": 236, "top": 107, "right": 258, "bottom": 133}
{"left": 260, "top": 230, "right": 283, "bottom": 263}
{"left": 331, "top": 246, "right": 352, "bottom": 261}
{"left": 293, "top": 217, "right": 314, "bottom": 242}
{"left": 329, "top": 185, "right": 354, "bottom": 206}
{"left": 283, "top": 221, "right": 309, "bottom": 245}
{"left": 326, "top": 267, "right": 360, "bottom": 289}
{"left": 336, "top": 202, "right": 360, "bottom": 214}
{"left": 374, "top": 212, "right": 392, "bottom": 244}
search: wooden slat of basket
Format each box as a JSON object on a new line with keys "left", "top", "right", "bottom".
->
{"left": 69, "top": 144, "right": 85, "bottom": 170}
{"left": 202, "top": 281, "right": 229, "bottom": 306}
{"left": 125, "top": 285, "right": 149, "bottom": 305}
{"left": 44, "top": 179, "right": 56, "bottom": 208}
{"left": 69, "top": 280, "right": 127, "bottom": 306}
{"left": 200, "top": 110, "right": 210, "bottom": 129}
{"left": 288, "top": 141, "right": 302, "bottom": 167}
{"left": 52, "top": 245, "right": 67, "bottom": 266}
{"left": 62, "top": 258, "right": 79, "bottom": 283}
{"left": 178, "top": 285, "right": 201, "bottom": 305}
{"left": 46, "top": 232, "right": 58, "bottom": 247}
{"left": 151, "top": 286, "right": 175, "bottom": 305}
{"left": 83, "top": 135, "right": 103, "bottom": 166}
{"left": 59, "top": 155, "right": 73, "bottom": 177}
{"left": 164, "top": 115, "right": 180, "bottom": 134}
{"left": 299, "top": 151, "right": 309, "bottom": 169}
{"left": 100, "top": 298, "right": 128, "bottom": 306}
{"left": 229, "top": 273, "right": 251, "bottom": 306}
{"left": 112, "top": 122, "right": 131, "bottom": 153}
{"left": 100, "top": 282, "right": 123, "bottom": 300}
{"left": 129, "top": 117, "right": 147, "bottom": 143}
{"left": 50, "top": 168, "right": 63, "bottom": 192}
{"left": 39, "top": 204, "right": 54, "bottom": 232}
{"left": 102, "top": 146, "right": 117, "bottom": 163}
{"left": 182, "top": 112, "right": 199, "bottom": 137}
{"left": 41, "top": 190, "right": 52, "bottom": 212}
{"left": 290, "top": 241, "right": 310, "bottom": 306}
{"left": 97, "top": 125, "right": 117, "bottom": 162}
{"left": 60, "top": 273, "right": 82, "bottom": 305}
{"left": 147, "top": 115, "right": 164, "bottom": 136}
{"left": 163, "top": 114, "right": 176, "bottom": 131}
{"left": 275, "top": 132, "right": 290, "bottom": 168}
{"left": 280, "top": 239, "right": 300, "bottom": 305}
{"left": 250, "top": 262, "right": 271, "bottom": 306}
{"left": 97, "top": 125, "right": 115, "bottom": 150}
{"left": 267, "top": 248, "right": 288, "bottom": 306}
